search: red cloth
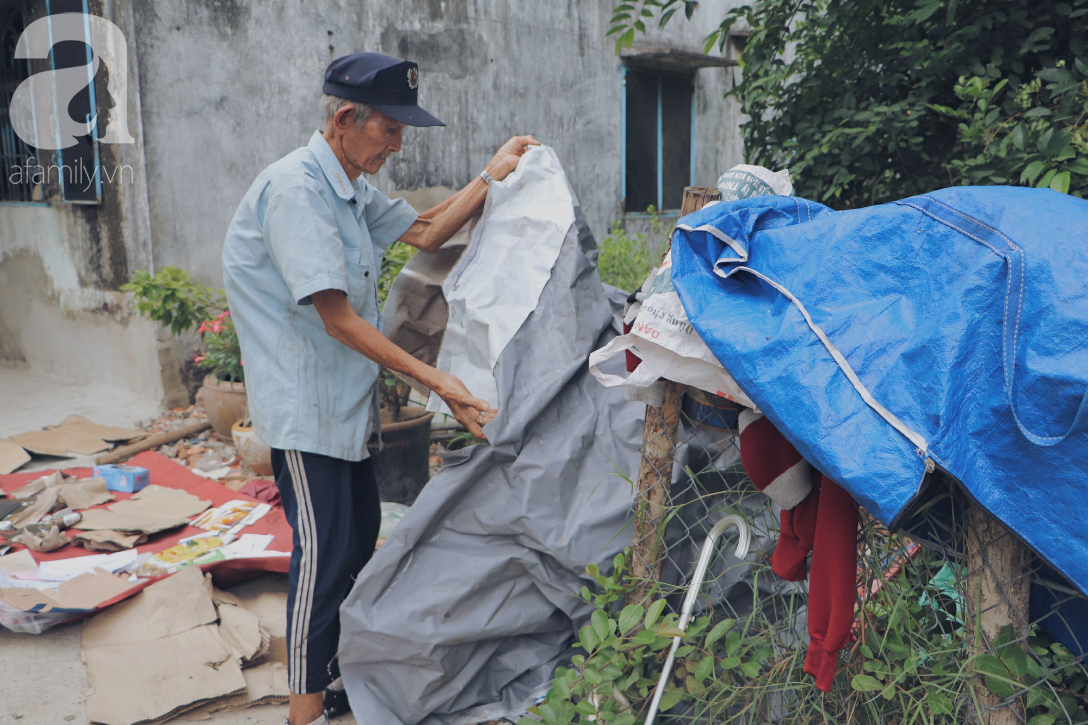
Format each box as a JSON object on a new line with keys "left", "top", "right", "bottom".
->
{"left": 741, "top": 422, "right": 858, "bottom": 693}
{"left": 739, "top": 412, "right": 813, "bottom": 510}
{"left": 240, "top": 478, "right": 281, "bottom": 507}
{"left": 0, "top": 451, "right": 292, "bottom": 613}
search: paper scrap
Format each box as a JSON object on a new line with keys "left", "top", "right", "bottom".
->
{"left": 192, "top": 501, "right": 269, "bottom": 533}
{"left": 13, "top": 471, "right": 62, "bottom": 499}
{"left": 11, "top": 525, "right": 69, "bottom": 553}
{"left": 71, "top": 529, "right": 147, "bottom": 552}
{"left": 11, "top": 487, "right": 60, "bottom": 528}
{"left": 35, "top": 549, "right": 138, "bottom": 582}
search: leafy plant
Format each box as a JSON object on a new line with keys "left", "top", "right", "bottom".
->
{"left": 194, "top": 311, "right": 243, "bottom": 383}
{"left": 611, "top": 0, "right": 1088, "bottom": 207}
{"left": 122, "top": 266, "right": 227, "bottom": 336}
{"left": 377, "top": 242, "right": 420, "bottom": 420}
{"left": 378, "top": 241, "right": 417, "bottom": 310}
{"left": 521, "top": 498, "right": 1084, "bottom": 724}
{"left": 597, "top": 207, "right": 670, "bottom": 293}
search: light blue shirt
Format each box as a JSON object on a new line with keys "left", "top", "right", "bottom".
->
{"left": 222, "top": 131, "right": 418, "bottom": 461}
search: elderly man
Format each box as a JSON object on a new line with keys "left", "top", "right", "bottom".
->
{"left": 222, "top": 52, "right": 537, "bottom": 725}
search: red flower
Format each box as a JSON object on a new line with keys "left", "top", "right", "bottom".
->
{"left": 193, "top": 354, "right": 206, "bottom": 364}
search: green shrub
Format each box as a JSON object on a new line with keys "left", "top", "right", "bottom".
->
{"left": 596, "top": 208, "right": 670, "bottom": 294}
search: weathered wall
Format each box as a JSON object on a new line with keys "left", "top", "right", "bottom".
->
{"left": 1, "top": 0, "right": 746, "bottom": 408}
{"left": 133, "top": 0, "right": 746, "bottom": 287}
{"left": 0, "top": 0, "right": 170, "bottom": 404}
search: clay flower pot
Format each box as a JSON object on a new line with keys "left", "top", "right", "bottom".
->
{"left": 195, "top": 375, "right": 247, "bottom": 438}
{"left": 231, "top": 420, "right": 273, "bottom": 476}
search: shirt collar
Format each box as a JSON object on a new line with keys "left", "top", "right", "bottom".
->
{"left": 309, "top": 130, "right": 357, "bottom": 201}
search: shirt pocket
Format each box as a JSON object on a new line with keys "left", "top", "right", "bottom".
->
{"left": 343, "top": 246, "right": 376, "bottom": 318}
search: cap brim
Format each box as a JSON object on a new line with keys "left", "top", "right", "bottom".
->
{"left": 371, "top": 103, "right": 445, "bottom": 127}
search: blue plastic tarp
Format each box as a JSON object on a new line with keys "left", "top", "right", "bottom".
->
{"left": 670, "top": 187, "right": 1088, "bottom": 597}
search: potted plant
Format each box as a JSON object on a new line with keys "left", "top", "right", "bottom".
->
{"left": 368, "top": 369, "right": 434, "bottom": 504}
{"left": 123, "top": 266, "right": 246, "bottom": 437}
{"left": 193, "top": 311, "right": 247, "bottom": 438}
{"left": 368, "top": 243, "right": 436, "bottom": 503}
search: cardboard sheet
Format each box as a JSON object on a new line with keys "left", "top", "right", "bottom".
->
{"left": 10, "top": 428, "right": 111, "bottom": 457}
{"left": 0, "top": 452, "right": 291, "bottom": 584}
{"left": 57, "top": 477, "right": 114, "bottom": 510}
{"left": 179, "top": 587, "right": 290, "bottom": 720}
{"left": 83, "top": 567, "right": 247, "bottom": 725}
{"left": 0, "top": 438, "right": 31, "bottom": 475}
{"left": 50, "top": 414, "right": 145, "bottom": 442}
{"left": 0, "top": 549, "right": 36, "bottom": 575}
{"left": 213, "top": 590, "right": 266, "bottom": 663}
{"left": 0, "top": 569, "right": 133, "bottom": 612}
{"left": 73, "top": 485, "right": 211, "bottom": 535}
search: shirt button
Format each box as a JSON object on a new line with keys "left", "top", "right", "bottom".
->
{"left": 364, "top": 270, "right": 369, "bottom": 277}
{"left": 350, "top": 198, "right": 357, "bottom": 205}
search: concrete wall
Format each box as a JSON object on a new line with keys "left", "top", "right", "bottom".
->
{"left": 0, "top": 0, "right": 170, "bottom": 404}
{"left": 133, "top": 0, "right": 746, "bottom": 286}
{"left": 0, "top": 0, "right": 746, "bottom": 407}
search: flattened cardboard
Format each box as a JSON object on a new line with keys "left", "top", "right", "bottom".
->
{"left": 53, "top": 569, "right": 133, "bottom": 609}
{"left": 51, "top": 415, "right": 145, "bottom": 442}
{"left": 83, "top": 567, "right": 246, "bottom": 725}
{"left": 83, "top": 565, "right": 216, "bottom": 647}
{"left": 0, "top": 438, "right": 31, "bottom": 475}
{"left": 216, "top": 597, "right": 264, "bottom": 663}
{"left": 0, "top": 569, "right": 131, "bottom": 612}
{"left": 57, "top": 477, "right": 114, "bottom": 510}
{"left": 72, "top": 485, "right": 211, "bottom": 535}
{"left": 11, "top": 429, "right": 111, "bottom": 457}
{"left": 13, "top": 471, "right": 61, "bottom": 498}
{"left": 83, "top": 624, "right": 246, "bottom": 725}
{"left": 0, "top": 549, "right": 36, "bottom": 575}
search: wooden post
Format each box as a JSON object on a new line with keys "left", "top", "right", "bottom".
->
{"left": 629, "top": 186, "right": 721, "bottom": 604}
{"left": 965, "top": 500, "right": 1032, "bottom": 725}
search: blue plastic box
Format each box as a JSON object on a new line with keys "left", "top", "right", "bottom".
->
{"left": 93, "top": 464, "right": 150, "bottom": 494}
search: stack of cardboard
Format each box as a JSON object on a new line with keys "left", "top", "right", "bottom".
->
{"left": 0, "top": 416, "right": 146, "bottom": 474}
{"left": 82, "top": 565, "right": 289, "bottom": 725}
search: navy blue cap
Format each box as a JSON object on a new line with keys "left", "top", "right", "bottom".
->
{"left": 323, "top": 52, "right": 445, "bottom": 127}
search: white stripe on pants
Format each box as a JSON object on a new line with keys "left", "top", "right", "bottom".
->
{"left": 285, "top": 449, "right": 320, "bottom": 693}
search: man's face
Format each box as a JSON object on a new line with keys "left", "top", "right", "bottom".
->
{"left": 343, "top": 110, "right": 406, "bottom": 175}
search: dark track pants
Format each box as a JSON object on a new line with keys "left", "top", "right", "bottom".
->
{"left": 271, "top": 449, "right": 381, "bottom": 695}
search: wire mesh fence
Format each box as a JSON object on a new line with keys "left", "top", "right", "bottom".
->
{"left": 625, "top": 386, "right": 1088, "bottom": 724}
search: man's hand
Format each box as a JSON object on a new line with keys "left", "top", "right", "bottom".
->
{"left": 430, "top": 371, "right": 498, "bottom": 439}
{"left": 485, "top": 135, "right": 540, "bottom": 182}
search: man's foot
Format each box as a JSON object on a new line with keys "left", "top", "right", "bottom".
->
{"left": 285, "top": 710, "right": 329, "bottom": 725}
{"left": 324, "top": 677, "right": 349, "bottom": 718}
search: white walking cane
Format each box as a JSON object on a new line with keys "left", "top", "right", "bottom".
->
{"left": 643, "top": 514, "right": 751, "bottom": 725}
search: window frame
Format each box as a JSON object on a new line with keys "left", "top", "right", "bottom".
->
{"left": 0, "top": 0, "right": 102, "bottom": 206}
{"left": 621, "top": 64, "right": 695, "bottom": 215}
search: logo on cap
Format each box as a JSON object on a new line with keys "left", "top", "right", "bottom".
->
{"left": 407, "top": 67, "right": 419, "bottom": 90}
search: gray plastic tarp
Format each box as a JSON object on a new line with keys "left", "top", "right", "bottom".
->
{"left": 338, "top": 200, "right": 646, "bottom": 723}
